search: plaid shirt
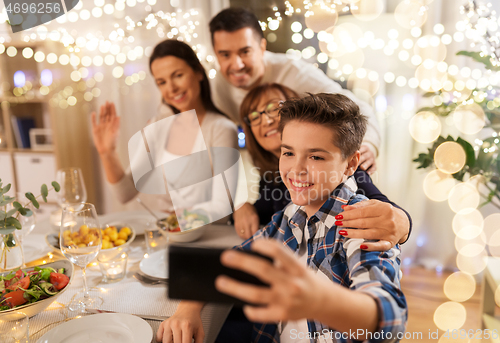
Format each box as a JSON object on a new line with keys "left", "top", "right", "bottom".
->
{"left": 237, "top": 181, "right": 407, "bottom": 343}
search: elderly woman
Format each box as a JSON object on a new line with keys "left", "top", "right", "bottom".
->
{"left": 233, "top": 83, "right": 412, "bottom": 249}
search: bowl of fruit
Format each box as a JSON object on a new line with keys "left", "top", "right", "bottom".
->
{"left": 0, "top": 260, "right": 74, "bottom": 318}
{"left": 45, "top": 224, "right": 135, "bottom": 260}
{"left": 157, "top": 210, "right": 210, "bottom": 243}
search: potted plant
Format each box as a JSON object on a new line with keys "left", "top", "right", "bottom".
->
{"left": 0, "top": 179, "right": 60, "bottom": 271}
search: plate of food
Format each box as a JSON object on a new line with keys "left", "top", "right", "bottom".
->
{"left": 36, "top": 313, "right": 153, "bottom": 343}
{"left": 156, "top": 210, "right": 210, "bottom": 243}
{"left": 46, "top": 224, "right": 136, "bottom": 260}
{"left": 0, "top": 260, "right": 73, "bottom": 318}
{"left": 100, "top": 211, "right": 158, "bottom": 236}
{"left": 139, "top": 250, "right": 168, "bottom": 279}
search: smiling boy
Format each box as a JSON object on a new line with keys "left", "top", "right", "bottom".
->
{"left": 157, "top": 93, "right": 407, "bottom": 343}
{"left": 215, "top": 93, "right": 408, "bottom": 342}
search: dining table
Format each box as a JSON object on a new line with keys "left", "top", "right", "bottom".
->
{"left": 21, "top": 210, "right": 244, "bottom": 343}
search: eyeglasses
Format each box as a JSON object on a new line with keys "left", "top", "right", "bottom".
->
{"left": 244, "top": 101, "right": 284, "bottom": 127}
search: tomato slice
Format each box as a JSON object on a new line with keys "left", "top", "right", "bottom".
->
{"left": 7, "top": 276, "right": 30, "bottom": 291}
{"left": 3, "top": 290, "right": 27, "bottom": 308}
{"left": 49, "top": 273, "right": 69, "bottom": 290}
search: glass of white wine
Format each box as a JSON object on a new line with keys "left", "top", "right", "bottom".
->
{"left": 60, "top": 203, "right": 102, "bottom": 312}
{"left": 56, "top": 167, "right": 87, "bottom": 211}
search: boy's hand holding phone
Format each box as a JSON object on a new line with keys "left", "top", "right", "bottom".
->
{"left": 215, "top": 239, "right": 329, "bottom": 323}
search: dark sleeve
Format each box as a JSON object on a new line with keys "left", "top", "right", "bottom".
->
{"left": 254, "top": 179, "right": 290, "bottom": 225}
{"left": 353, "top": 168, "right": 413, "bottom": 243}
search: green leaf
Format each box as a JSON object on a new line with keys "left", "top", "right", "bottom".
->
{"left": 0, "top": 227, "right": 15, "bottom": 235}
{"left": 22, "top": 209, "right": 33, "bottom": 217}
{"left": 41, "top": 184, "right": 48, "bottom": 203}
{"left": 13, "top": 201, "right": 27, "bottom": 216}
{"left": 0, "top": 196, "right": 15, "bottom": 207}
{"left": 413, "top": 153, "right": 434, "bottom": 169}
{"left": 5, "top": 209, "right": 17, "bottom": 217}
{"left": 52, "top": 181, "right": 60, "bottom": 192}
{"left": 456, "top": 137, "right": 476, "bottom": 170}
{"left": 25, "top": 192, "right": 39, "bottom": 209}
{"left": 0, "top": 183, "right": 11, "bottom": 196}
{"left": 6, "top": 217, "right": 21, "bottom": 230}
{"left": 457, "top": 51, "right": 500, "bottom": 71}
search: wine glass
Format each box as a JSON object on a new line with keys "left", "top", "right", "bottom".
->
{"left": 56, "top": 168, "right": 87, "bottom": 211}
{"left": 60, "top": 203, "right": 102, "bottom": 312}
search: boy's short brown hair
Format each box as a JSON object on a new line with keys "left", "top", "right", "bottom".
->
{"left": 278, "top": 93, "right": 367, "bottom": 159}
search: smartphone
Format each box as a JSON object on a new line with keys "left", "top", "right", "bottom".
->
{"left": 168, "top": 245, "right": 272, "bottom": 306}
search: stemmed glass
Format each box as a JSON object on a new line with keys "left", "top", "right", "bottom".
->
{"left": 60, "top": 203, "right": 102, "bottom": 312}
{"left": 56, "top": 168, "right": 87, "bottom": 211}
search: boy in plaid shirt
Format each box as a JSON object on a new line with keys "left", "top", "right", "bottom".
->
{"left": 158, "top": 93, "right": 407, "bottom": 343}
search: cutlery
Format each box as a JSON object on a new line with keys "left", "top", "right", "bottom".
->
{"left": 133, "top": 272, "right": 168, "bottom": 285}
{"left": 136, "top": 198, "right": 161, "bottom": 220}
{"left": 86, "top": 308, "right": 169, "bottom": 321}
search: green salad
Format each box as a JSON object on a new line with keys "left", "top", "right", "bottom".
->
{"left": 0, "top": 266, "right": 70, "bottom": 311}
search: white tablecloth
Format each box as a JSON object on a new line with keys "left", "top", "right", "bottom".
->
{"left": 25, "top": 211, "right": 243, "bottom": 343}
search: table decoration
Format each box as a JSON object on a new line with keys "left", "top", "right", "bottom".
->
{"left": 97, "top": 252, "right": 128, "bottom": 283}
{"left": 0, "top": 179, "right": 60, "bottom": 272}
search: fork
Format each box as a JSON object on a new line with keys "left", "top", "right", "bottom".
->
{"left": 133, "top": 273, "right": 168, "bottom": 285}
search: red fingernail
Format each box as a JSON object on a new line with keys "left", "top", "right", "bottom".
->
{"left": 339, "top": 230, "right": 347, "bottom": 236}
{"left": 335, "top": 221, "right": 343, "bottom": 226}
{"left": 341, "top": 205, "right": 348, "bottom": 209}
{"left": 335, "top": 214, "right": 343, "bottom": 220}
{"left": 360, "top": 245, "right": 368, "bottom": 250}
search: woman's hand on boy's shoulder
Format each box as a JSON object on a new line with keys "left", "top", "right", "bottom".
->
{"left": 156, "top": 301, "right": 205, "bottom": 343}
{"left": 336, "top": 200, "right": 409, "bottom": 251}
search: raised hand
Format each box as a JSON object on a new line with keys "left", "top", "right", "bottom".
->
{"left": 359, "top": 144, "right": 377, "bottom": 175}
{"left": 91, "top": 101, "right": 121, "bottom": 156}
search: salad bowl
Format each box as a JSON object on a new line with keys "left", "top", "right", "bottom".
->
{"left": 0, "top": 260, "right": 74, "bottom": 318}
{"left": 157, "top": 210, "right": 210, "bottom": 243}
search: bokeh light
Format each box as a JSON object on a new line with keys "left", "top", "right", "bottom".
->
{"left": 455, "top": 233, "right": 486, "bottom": 257}
{"left": 409, "top": 111, "right": 441, "bottom": 143}
{"left": 434, "top": 142, "right": 466, "bottom": 174}
{"left": 448, "top": 183, "right": 480, "bottom": 214}
{"left": 452, "top": 209, "right": 483, "bottom": 240}
{"left": 433, "top": 302, "right": 466, "bottom": 331}
{"left": 423, "top": 170, "right": 456, "bottom": 202}
{"left": 305, "top": 5, "right": 338, "bottom": 32}
{"left": 351, "top": 0, "right": 384, "bottom": 21}
{"left": 395, "top": 0, "right": 428, "bottom": 29}
{"left": 443, "top": 272, "right": 476, "bottom": 302}
{"left": 453, "top": 103, "right": 486, "bottom": 135}
{"left": 456, "top": 249, "right": 488, "bottom": 274}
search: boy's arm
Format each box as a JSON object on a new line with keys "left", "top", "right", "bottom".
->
{"left": 339, "top": 235, "right": 408, "bottom": 342}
